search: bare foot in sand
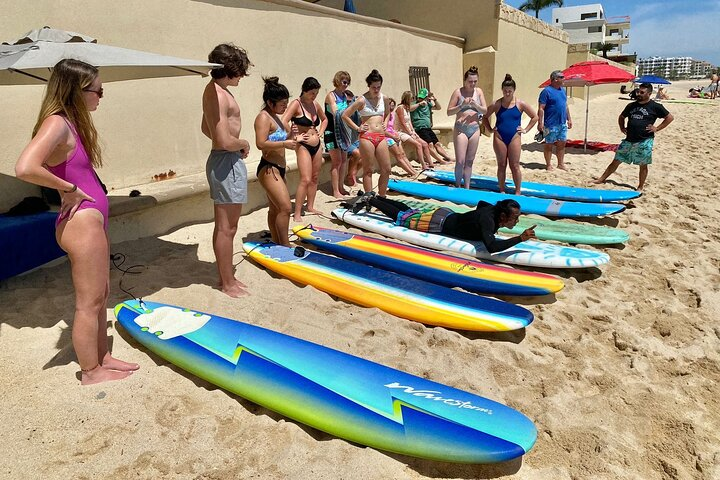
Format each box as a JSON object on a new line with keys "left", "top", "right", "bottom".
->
{"left": 222, "top": 283, "right": 249, "bottom": 298}
{"left": 293, "top": 214, "right": 303, "bottom": 222}
{"left": 557, "top": 163, "right": 567, "bottom": 171}
{"left": 546, "top": 165, "right": 554, "bottom": 171}
{"left": 81, "top": 365, "right": 133, "bottom": 385}
{"left": 102, "top": 353, "right": 139, "bottom": 372}
{"left": 306, "top": 208, "right": 323, "bottom": 215}
{"left": 333, "top": 189, "right": 349, "bottom": 199}
{"left": 344, "top": 176, "right": 357, "bottom": 187}
{"left": 590, "top": 178, "right": 605, "bottom": 185}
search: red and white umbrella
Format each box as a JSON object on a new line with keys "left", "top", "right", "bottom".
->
{"left": 540, "top": 61, "right": 635, "bottom": 149}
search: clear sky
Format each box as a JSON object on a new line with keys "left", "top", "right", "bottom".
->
{"left": 504, "top": 0, "right": 720, "bottom": 65}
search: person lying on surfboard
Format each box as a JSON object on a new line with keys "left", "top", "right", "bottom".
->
{"left": 346, "top": 193, "right": 536, "bottom": 253}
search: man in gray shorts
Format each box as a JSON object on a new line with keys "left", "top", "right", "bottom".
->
{"left": 201, "top": 43, "right": 253, "bottom": 298}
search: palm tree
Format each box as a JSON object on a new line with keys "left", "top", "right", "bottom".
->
{"left": 597, "top": 43, "right": 614, "bottom": 59}
{"left": 518, "top": 0, "right": 564, "bottom": 19}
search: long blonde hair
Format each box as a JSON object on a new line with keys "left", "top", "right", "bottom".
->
{"left": 32, "top": 59, "right": 102, "bottom": 167}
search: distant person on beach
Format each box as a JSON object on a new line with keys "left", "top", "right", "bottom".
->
{"left": 342, "top": 69, "right": 393, "bottom": 197}
{"left": 710, "top": 73, "right": 718, "bottom": 100}
{"left": 483, "top": 74, "right": 538, "bottom": 195}
{"left": 396, "top": 91, "right": 435, "bottom": 169}
{"left": 447, "top": 66, "right": 487, "bottom": 188}
{"left": 15, "top": 59, "right": 139, "bottom": 385}
{"left": 324, "top": 71, "right": 354, "bottom": 197}
{"left": 655, "top": 87, "right": 672, "bottom": 100}
{"left": 538, "top": 70, "right": 572, "bottom": 170}
{"left": 283, "top": 77, "right": 327, "bottom": 221}
{"left": 347, "top": 194, "right": 536, "bottom": 253}
{"left": 591, "top": 83, "right": 674, "bottom": 192}
{"left": 201, "top": 43, "right": 253, "bottom": 298}
{"left": 410, "top": 88, "right": 453, "bottom": 164}
{"left": 254, "top": 77, "right": 295, "bottom": 246}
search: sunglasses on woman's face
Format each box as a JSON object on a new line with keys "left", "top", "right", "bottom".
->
{"left": 342, "top": 81, "right": 350, "bottom": 86}
{"left": 83, "top": 87, "right": 104, "bottom": 98}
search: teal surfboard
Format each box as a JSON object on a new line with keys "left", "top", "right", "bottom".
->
{"left": 389, "top": 179, "right": 625, "bottom": 218}
{"left": 424, "top": 169, "right": 640, "bottom": 203}
{"left": 115, "top": 300, "right": 537, "bottom": 463}
{"left": 402, "top": 200, "right": 630, "bottom": 245}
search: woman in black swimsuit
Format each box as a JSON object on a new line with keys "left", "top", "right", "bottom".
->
{"left": 283, "top": 77, "right": 328, "bottom": 222}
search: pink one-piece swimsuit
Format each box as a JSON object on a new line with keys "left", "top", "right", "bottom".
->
{"left": 45, "top": 116, "right": 109, "bottom": 230}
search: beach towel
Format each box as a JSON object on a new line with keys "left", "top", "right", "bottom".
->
{"left": 566, "top": 140, "right": 619, "bottom": 152}
{"left": 336, "top": 110, "right": 360, "bottom": 153}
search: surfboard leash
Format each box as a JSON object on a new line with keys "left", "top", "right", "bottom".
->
{"left": 110, "top": 252, "right": 148, "bottom": 309}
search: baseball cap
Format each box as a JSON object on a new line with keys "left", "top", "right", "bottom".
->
{"left": 550, "top": 70, "right": 565, "bottom": 80}
{"left": 417, "top": 88, "right": 429, "bottom": 99}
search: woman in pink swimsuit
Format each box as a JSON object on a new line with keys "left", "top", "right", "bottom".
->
{"left": 15, "top": 59, "right": 139, "bottom": 385}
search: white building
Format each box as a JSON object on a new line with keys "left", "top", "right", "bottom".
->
{"left": 638, "top": 56, "right": 715, "bottom": 79}
{"left": 552, "top": 4, "right": 630, "bottom": 54}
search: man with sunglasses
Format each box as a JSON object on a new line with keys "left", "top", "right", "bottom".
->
{"left": 538, "top": 70, "right": 572, "bottom": 171}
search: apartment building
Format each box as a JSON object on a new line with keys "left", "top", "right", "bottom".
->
{"left": 552, "top": 3, "right": 630, "bottom": 54}
{"left": 637, "top": 56, "right": 716, "bottom": 79}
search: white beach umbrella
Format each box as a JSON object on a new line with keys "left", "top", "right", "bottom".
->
{"left": 0, "top": 27, "right": 220, "bottom": 85}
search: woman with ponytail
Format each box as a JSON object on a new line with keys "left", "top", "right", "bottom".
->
{"left": 254, "top": 76, "right": 296, "bottom": 245}
{"left": 482, "top": 74, "right": 538, "bottom": 195}
{"left": 15, "top": 59, "right": 139, "bottom": 385}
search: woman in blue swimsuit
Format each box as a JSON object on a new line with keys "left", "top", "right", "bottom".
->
{"left": 283, "top": 77, "right": 327, "bottom": 221}
{"left": 483, "top": 74, "right": 538, "bottom": 195}
{"left": 254, "top": 77, "right": 296, "bottom": 246}
{"left": 447, "top": 66, "right": 487, "bottom": 188}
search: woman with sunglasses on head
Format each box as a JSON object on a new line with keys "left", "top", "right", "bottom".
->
{"left": 324, "top": 71, "right": 354, "bottom": 198}
{"left": 483, "top": 74, "right": 538, "bottom": 195}
{"left": 283, "top": 77, "right": 327, "bottom": 222}
{"left": 254, "top": 77, "right": 296, "bottom": 246}
{"left": 342, "top": 69, "right": 393, "bottom": 197}
{"left": 15, "top": 59, "right": 139, "bottom": 385}
{"left": 447, "top": 66, "right": 487, "bottom": 188}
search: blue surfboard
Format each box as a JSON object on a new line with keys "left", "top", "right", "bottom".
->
{"left": 115, "top": 300, "right": 537, "bottom": 463}
{"left": 388, "top": 179, "right": 625, "bottom": 218}
{"left": 424, "top": 169, "right": 641, "bottom": 203}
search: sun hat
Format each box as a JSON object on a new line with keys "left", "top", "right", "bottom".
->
{"left": 417, "top": 88, "right": 429, "bottom": 99}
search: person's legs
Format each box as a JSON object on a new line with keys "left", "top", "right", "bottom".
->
{"left": 493, "top": 134, "right": 509, "bottom": 193}
{"left": 637, "top": 164, "right": 649, "bottom": 191}
{"left": 358, "top": 139, "right": 376, "bottom": 194}
{"left": 368, "top": 196, "right": 407, "bottom": 218}
{"left": 375, "top": 140, "right": 392, "bottom": 196}
{"left": 462, "top": 129, "right": 481, "bottom": 188}
{"left": 592, "top": 159, "right": 622, "bottom": 184}
{"left": 543, "top": 143, "right": 554, "bottom": 170}
{"left": 329, "top": 148, "right": 349, "bottom": 197}
{"left": 56, "top": 210, "right": 133, "bottom": 385}
{"left": 345, "top": 149, "right": 361, "bottom": 187}
{"left": 305, "top": 148, "right": 323, "bottom": 214}
{"left": 390, "top": 143, "right": 416, "bottom": 176}
{"left": 434, "top": 141, "right": 454, "bottom": 162}
{"left": 99, "top": 273, "right": 138, "bottom": 372}
{"left": 507, "top": 135, "right": 523, "bottom": 194}
{"left": 405, "top": 137, "right": 426, "bottom": 169}
{"left": 259, "top": 167, "right": 292, "bottom": 246}
{"left": 453, "top": 132, "right": 469, "bottom": 187}
{"left": 418, "top": 138, "right": 435, "bottom": 168}
{"left": 293, "top": 147, "right": 313, "bottom": 221}
{"left": 213, "top": 203, "right": 247, "bottom": 297}
{"left": 556, "top": 140, "right": 567, "bottom": 170}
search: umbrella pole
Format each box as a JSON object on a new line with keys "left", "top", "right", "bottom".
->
{"left": 584, "top": 86, "right": 590, "bottom": 151}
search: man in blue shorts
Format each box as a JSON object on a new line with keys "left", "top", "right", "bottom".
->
{"left": 591, "top": 83, "right": 674, "bottom": 192}
{"left": 538, "top": 70, "right": 572, "bottom": 170}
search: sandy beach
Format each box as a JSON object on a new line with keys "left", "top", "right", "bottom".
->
{"left": 1, "top": 80, "right": 718, "bottom": 479}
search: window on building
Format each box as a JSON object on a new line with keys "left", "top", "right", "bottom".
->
{"left": 409, "top": 66, "right": 430, "bottom": 97}
{"left": 609, "top": 29, "right": 619, "bottom": 35}
{"left": 588, "top": 26, "right": 602, "bottom": 33}
{"left": 580, "top": 12, "right": 598, "bottom": 20}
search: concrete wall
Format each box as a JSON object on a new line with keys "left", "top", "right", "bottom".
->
{"left": 0, "top": 0, "right": 463, "bottom": 212}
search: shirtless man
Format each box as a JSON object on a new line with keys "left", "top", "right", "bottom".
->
{"left": 202, "top": 44, "right": 253, "bottom": 298}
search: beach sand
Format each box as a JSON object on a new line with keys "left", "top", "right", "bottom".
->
{"left": 1, "top": 81, "right": 718, "bottom": 479}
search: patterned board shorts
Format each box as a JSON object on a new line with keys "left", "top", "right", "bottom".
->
{"left": 614, "top": 138, "right": 654, "bottom": 165}
{"left": 543, "top": 124, "right": 568, "bottom": 143}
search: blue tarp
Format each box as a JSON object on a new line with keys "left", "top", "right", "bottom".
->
{"left": 0, "top": 211, "right": 66, "bottom": 281}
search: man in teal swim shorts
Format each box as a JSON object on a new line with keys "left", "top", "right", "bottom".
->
{"left": 591, "top": 83, "right": 674, "bottom": 192}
